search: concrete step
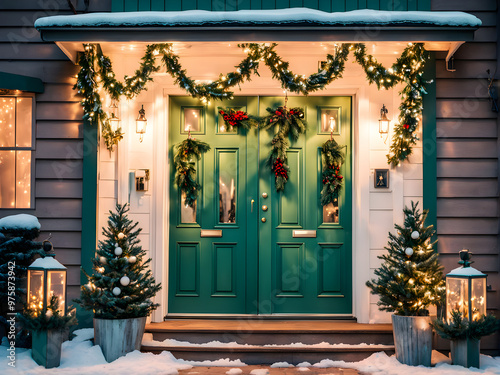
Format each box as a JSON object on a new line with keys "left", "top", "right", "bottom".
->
{"left": 141, "top": 319, "right": 395, "bottom": 365}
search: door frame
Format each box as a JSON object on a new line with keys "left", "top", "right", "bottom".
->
{"left": 151, "top": 86, "right": 373, "bottom": 322}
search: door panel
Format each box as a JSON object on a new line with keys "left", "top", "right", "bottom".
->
{"left": 169, "top": 96, "right": 258, "bottom": 314}
{"left": 258, "top": 96, "right": 352, "bottom": 314}
{"left": 169, "top": 95, "right": 351, "bottom": 315}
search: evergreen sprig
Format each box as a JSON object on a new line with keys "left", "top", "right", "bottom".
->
{"left": 18, "top": 295, "right": 77, "bottom": 332}
{"left": 174, "top": 138, "right": 211, "bottom": 207}
{"left": 75, "top": 42, "right": 429, "bottom": 164}
{"left": 320, "top": 139, "right": 345, "bottom": 206}
{"left": 75, "top": 204, "right": 161, "bottom": 319}
{"left": 366, "top": 201, "right": 445, "bottom": 316}
{"left": 260, "top": 106, "right": 306, "bottom": 192}
{"left": 431, "top": 310, "right": 500, "bottom": 341}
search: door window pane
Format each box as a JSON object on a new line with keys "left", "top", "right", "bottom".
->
{"left": 181, "top": 192, "right": 197, "bottom": 223}
{"left": 218, "top": 151, "right": 237, "bottom": 224}
{"left": 319, "top": 108, "right": 340, "bottom": 134}
{"left": 184, "top": 108, "right": 202, "bottom": 132}
{"left": 323, "top": 198, "right": 339, "bottom": 224}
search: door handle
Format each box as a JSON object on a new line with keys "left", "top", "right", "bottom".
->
{"left": 251, "top": 199, "right": 255, "bottom": 213}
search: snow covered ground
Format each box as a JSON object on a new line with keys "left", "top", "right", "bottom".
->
{"left": 2, "top": 329, "right": 500, "bottom": 374}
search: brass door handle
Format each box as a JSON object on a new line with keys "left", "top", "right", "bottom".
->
{"left": 251, "top": 199, "right": 255, "bottom": 213}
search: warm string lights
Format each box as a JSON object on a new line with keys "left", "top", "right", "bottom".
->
{"left": 74, "top": 42, "right": 430, "bottom": 164}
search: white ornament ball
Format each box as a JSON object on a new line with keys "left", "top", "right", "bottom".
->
{"left": 128, "top": 256, "right": 137, "bottom": 264}
{"left": 114, "top": 247, "right": 123, "bottom": 256}
{"left": 411, "top": 231, "right": 420, "bottom": 240}
{"left": 114, "top": 243, "right": 119, "bottom": 247}
{"left": 100, "top": 256, "right": 107, "bottom": 264}
{"left": 112, "top": 287, "right": 121, "bottom": 296}
{"left": 45, "top": 310, "right": 53, "bottom": 319}
{"left": 120, "top": 276, "right": 130, "bottom": 286}
{"left": 117, "top": 232, "right": 125, "bottom": 239}
{"left": 405, "top": 247, "right": 414, "bottom": 256}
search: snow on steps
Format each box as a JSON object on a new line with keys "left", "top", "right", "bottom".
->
{"left": 141, "top": 320, "right": 395, "bottom": 365}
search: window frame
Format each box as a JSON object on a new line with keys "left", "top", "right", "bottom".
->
{"left": 0, "top": 92, "right": 36, "bottom": 210}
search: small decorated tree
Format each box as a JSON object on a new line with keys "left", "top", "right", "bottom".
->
{"left": 76, "top": 203, "right": 161, "bottom": 362}
{"left": 366, "top": 201, "right": 445, "bottom": 316}
{"left": 366, "top": 201, "right": 445, "bottom": 366}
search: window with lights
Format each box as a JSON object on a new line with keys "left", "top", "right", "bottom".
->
{"left": 0, "top": 95, "right": 34, "bottom": 208}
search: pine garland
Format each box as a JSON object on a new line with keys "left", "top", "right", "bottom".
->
{"left": 320, "top": 139, "right": 345, "bottom": 206}
{"left": 75, "top": 42, "right": 430, "bottom": 164}
{"left": 174, "top": 137, "right": 211, "bottom": 207}
{"left": 260, "top": 106, "right": 306, "bottom": 192}
{"left": 218, "top": 108, "right": 258, "bottom": 130}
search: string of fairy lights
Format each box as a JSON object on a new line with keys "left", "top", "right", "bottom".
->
{"left": 74, "top": 42, "right": 430, "bottom": 165}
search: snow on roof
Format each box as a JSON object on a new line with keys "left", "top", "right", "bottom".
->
{"left": 0, "top": 214, "right": 41, "bottom": 231}
{"left": 34, "top": 8, "right": 481, "bottom": 29}
{"left": 447, "top": 266, "right": 486, "bottom": 277}
{"left": 29, "top": 256, "right": 67, "bottom": 270}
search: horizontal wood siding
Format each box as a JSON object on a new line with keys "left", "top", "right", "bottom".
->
{"left": 111, "top": 0, "right": 429, "bottom": 11}
{"left": 0, "top": 0, "right": 112, "bottom": 304}
{"left": 432, "top": 0, "right": 499, "bottom": 354}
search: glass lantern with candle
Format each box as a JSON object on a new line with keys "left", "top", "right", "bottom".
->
{"left": 446, "top": 249, "right": 487, "bottom": 323}
{"left": 27, "top": 254, "right": 67, "bottom": 316}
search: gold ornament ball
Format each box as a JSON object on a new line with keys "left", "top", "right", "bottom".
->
{"left": 118, "top": 232, "right": 125, "bottom": 239}
{"left": 100, "top": 256, "right": 107, "bottom": 264}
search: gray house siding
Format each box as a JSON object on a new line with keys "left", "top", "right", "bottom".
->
{"left": 432, "top": 0, "right": 499, "bottom": 353}
{"left": 0, "top": 0, "right": 112, "bottom": 303}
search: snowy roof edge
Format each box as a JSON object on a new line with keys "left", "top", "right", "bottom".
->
{"left": 34, "top": 9, "right": 482, "bottom": 29}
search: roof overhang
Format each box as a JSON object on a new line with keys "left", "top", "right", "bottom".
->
{"left": 0, "top": 72, "right": 44, "bottom": 94}
{"left": 34, "top": 9, "right": 481, "bottom": 63}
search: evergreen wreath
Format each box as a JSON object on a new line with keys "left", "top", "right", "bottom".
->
{"left": 260, "top": 105, "right": 306, "bottom": 192}
{"left": 218, "top": 108, "right": 257, "bottom": 130}
{"left": 174, "top": 137, "right": 211, "bottom": 207}
{"left": 75, "top": 42, "right": 430, "bottom": 164}
{"left": 320, "top": 139, "right": 345, "bottom": 206}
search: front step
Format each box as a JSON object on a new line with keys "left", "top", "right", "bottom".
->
{"left": 142, "top": 320, "right": 395, "bottom": 365}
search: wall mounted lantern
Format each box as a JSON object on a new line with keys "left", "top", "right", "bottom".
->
{"left": 379, "top": 104, "right": 390, "bottom": 135}
{"left": 108, "top": 99, "right": 120, "bottom": 132}
{"left": 136, "top": 105, "right": 147, "bottom": 142}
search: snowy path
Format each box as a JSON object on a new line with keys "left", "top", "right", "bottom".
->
{"left": 2, "top": 329, "right": 500, "bottom": 374}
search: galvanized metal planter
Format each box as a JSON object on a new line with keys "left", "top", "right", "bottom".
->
{"left": 94, "top": 317, "right": 147, "bottom": 362}
{"left": 450, "top": 338, "right": 480, "bottom": 368}
{"left": 392, "top": 315, "right": 432, "bottom": 367}
{"left": 31, "top": 329, "right": 64, "bottom": 368}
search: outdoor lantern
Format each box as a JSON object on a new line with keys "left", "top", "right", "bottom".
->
{"left": 446, "top": 249, "right": 487, "bottom": 322}
{"left": 109, "top": 99, "right": 120, "bottom": 132}
{"left": 27, "top": 249, "right": 67, "bottom": 316}
{"left": 136, "top": 104, "right": 147, "bottom": 142}
{"left": 379, "top": 104, "right": 390, "bottom": 135}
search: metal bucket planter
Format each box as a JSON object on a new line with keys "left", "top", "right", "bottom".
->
{"left": 450, "top": 338, "right": 480, "bottom": 368}
{"left": 392, "top": 315, "right": 432, "bottom": 366}
{"left": 94, "top": 317, "right": 147, "bottom": 362}
{"left": 31, "top": 329, "right": 64, "bottom": 368}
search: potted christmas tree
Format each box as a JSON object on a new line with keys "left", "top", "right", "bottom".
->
{"left": 366, "top": 201, "right": 445, "bottom": 366}
{"left": 76, "top": 204, "right": 161, "bottom": 362}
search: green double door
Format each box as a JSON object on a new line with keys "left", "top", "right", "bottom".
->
{"left": 169, "top": 96, "right": 352, "bottom": 315}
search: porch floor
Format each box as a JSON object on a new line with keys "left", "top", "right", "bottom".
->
{"left": 146, "top": 319, "right": 393, "bottom": 333}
